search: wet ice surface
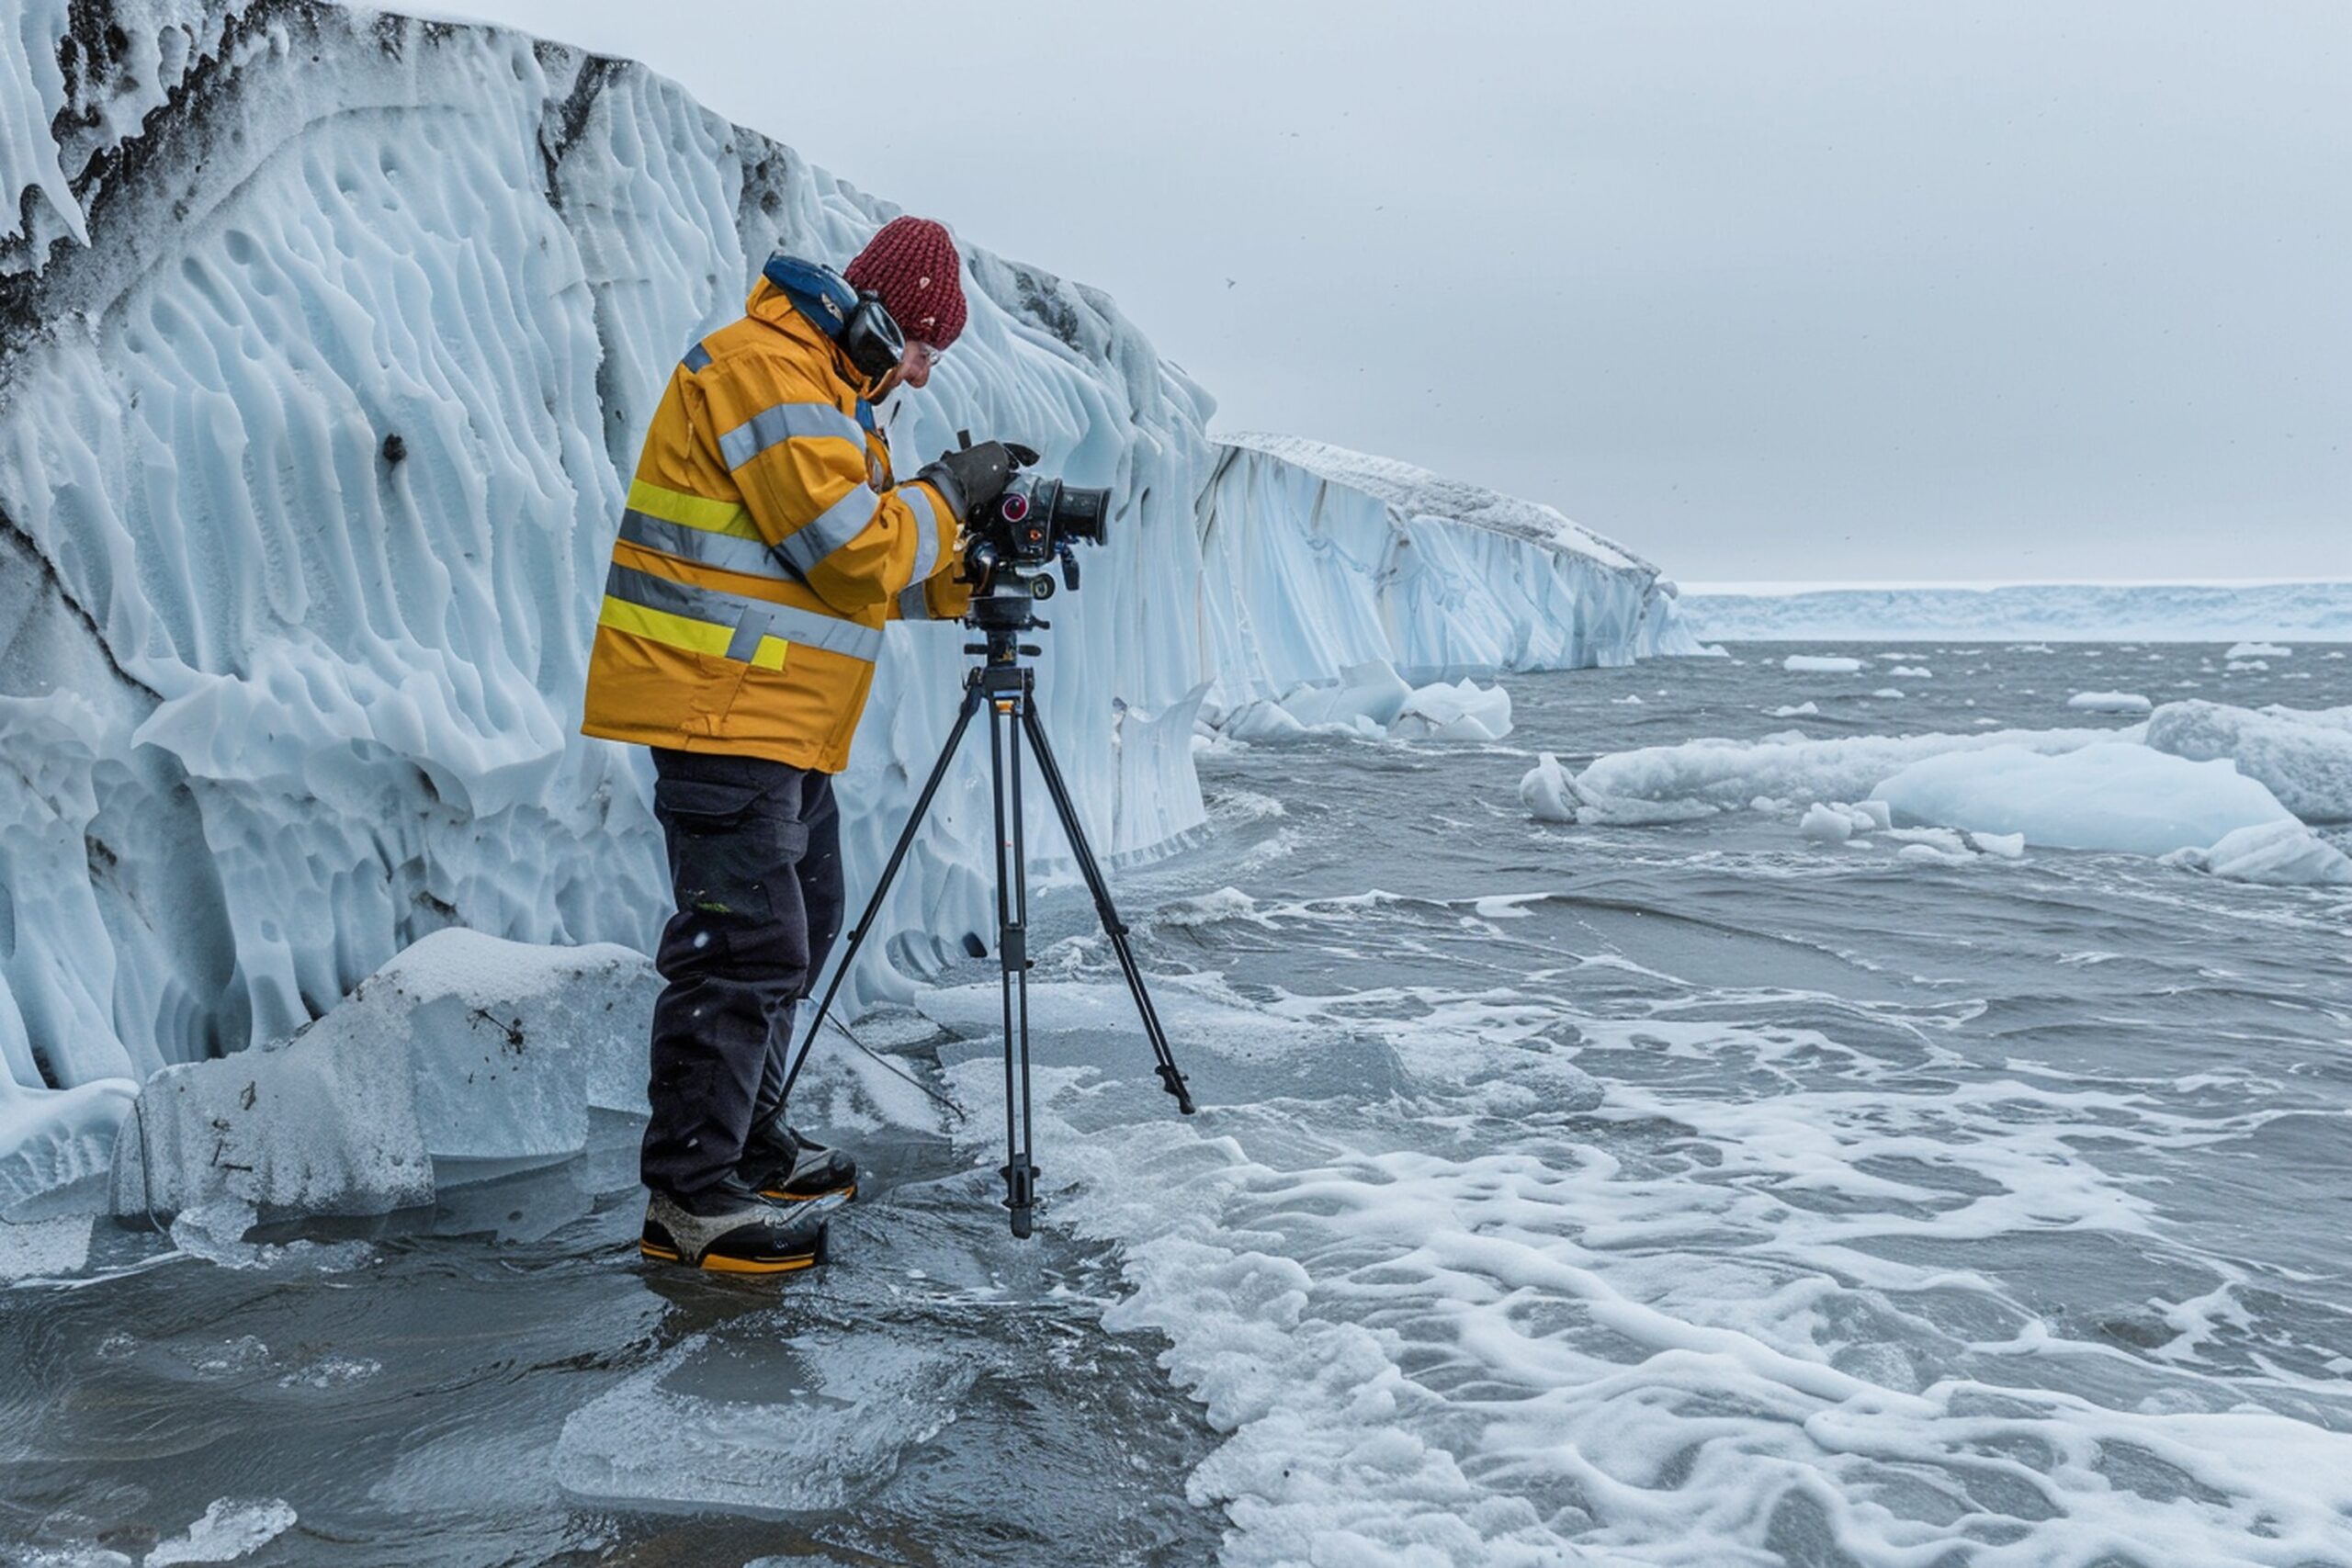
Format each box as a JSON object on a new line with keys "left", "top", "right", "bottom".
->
{"left": 6, "top": 642, "right": 2352, "bottom": 1566}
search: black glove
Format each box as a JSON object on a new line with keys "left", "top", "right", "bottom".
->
{"left": 918, "top": 441, "right": 1041, "bottom": 523}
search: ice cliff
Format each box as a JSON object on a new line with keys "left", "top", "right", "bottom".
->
{"left": 0, "top": 0, "right": 1694, "bottom": 1214}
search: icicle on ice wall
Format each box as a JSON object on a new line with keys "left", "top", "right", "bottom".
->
{"left": 0, "top": 0, "right": 1691, "bottom": 1214}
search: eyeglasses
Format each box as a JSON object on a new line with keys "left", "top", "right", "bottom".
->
{"left": 910, "top": 342, "right": 944, "bottom": 368}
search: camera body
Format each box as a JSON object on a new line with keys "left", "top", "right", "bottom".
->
{"left": 961, "top": 474, "right": 1111, "bottom": 611}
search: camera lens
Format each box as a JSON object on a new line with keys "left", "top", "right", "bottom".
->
{"left": 1048, "top": 484, "right": 1110, "bottom": 547}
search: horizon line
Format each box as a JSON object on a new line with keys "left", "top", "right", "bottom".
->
{"left": 1680, "top": 577, "right": 2352, "bottom": 595}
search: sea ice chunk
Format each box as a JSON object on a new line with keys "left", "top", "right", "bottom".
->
{"left": 1519, "top": 754, "right": 1577, "bottom": 823}
{"left": 1799, "top": 802, "right": 1854, "bottom": 842}
{"left": 2143, "top": 701, "right": 2352, "bottom": 822}
{"left": 1577, "top": 727, "right": 2119, "bottom": 815}
{"left": 2225, "top": 641, "right": 2291, "bottom": 660}
{"left": 1220, "top": 700, "right": 1311, "bottom": 742}
{"left": 1783, "top": 655, "right": 1862, "bottom": 673}
{"left": 2160, "top": 820, "right": 2352, "bottom": 886}
{"left": 555, "top": 1328, "right": 978, "bottom": 1515}
{"left": 1278, "top": 660, "right": 1414, "bottom": 731}
{"left": 1871, "top": 742, "right": 2295, "bottom": 856}
{"left": 1390, "top": 678, "right": 1513, "bottom": 740}
{"left": 111, "top": 931, "right": 656, "bottom": 1220}
{"left": 0, "top": 1213, "right": 92, "bottom": 1280}
{"left": 2067, "top": 691, "right": 2153, "bottom": 714}
{"left": 145, "top": 1499, "right": 298, "bottom": 1566}
{"left": 1798, "top": 800, "right": 1889, "bottom": 843}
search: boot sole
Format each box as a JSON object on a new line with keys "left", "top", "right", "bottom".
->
{"left": 639, "top": 1239, "right": 821, "bottom": 1274}
{"left": 757, "top": 1181, "right": 856, "bottom": 1204}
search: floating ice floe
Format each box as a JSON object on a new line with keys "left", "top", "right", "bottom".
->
{"left": 1215, "top": 660, "right": 1513, "bottom": 744}
{"left": 1797, "top": 800, "right": 1890, "bottom": 842}
{"left": 2066, "top": 691, "right": 2154, "bottom": 715}
{"left": 143, "top": 1499, "right": 298, "bottom": 1567}
{"left": 1562, "top": 726, "right": 2122, "bottom": 818}
{"left": 1556, "top": 703, "right": 2350, "bottom": 887}
{"left": 1799, "top": 801, "right": 2024, "bottom": 863}
{"left": 1389, "top": 678, "right": 1514, "bottom": 741}
{"left": 1870, "top": 742, "right": 2293, "bottom": 857}
{"left": 1782, "top": 655, "right": 1863, "bottom": 673}
{"left": 1519, "top": 752, "right": 1716, "bottom": 827}
{"left": 2224, "top": 641, "right": 2291, "bottom": 660}
{"left": 2143, "top": 701, "right": 2352, "bottom": 822}
{"left": 111, "top": 930, "right": 655, "bottom": 1221}
{"left": 2162, "top": 820, "right": 2352, "bottom": 886}
{"left": 1520, "top": 754, "right": 1577, "bottom": 824}
{"left": 167, "top": 1199, "right": 374, "bottom": 1272}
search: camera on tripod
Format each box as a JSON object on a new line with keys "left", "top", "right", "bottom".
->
{"left": 780, "top": 446, "right": 1193, "bottom": 1240}
{"left": 962, "top": 468, "right": 1112, "bottom": 606}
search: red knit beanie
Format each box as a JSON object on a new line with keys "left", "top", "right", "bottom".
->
{"left": 844, "top": 217, "right": 967, "bottom": 349}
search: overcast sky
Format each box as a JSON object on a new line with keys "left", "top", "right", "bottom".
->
{"left": 428, "top": 0, "right": 2348, "bottom": 583}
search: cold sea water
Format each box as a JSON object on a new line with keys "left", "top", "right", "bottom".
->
{"left": 4, "top": 643, "right": 2349, "bottom": 1567}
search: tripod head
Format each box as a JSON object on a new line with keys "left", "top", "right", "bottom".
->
{"left": 960, "top": 549, "right": 1086, "bottom": 674}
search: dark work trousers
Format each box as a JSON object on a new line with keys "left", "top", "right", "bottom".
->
{"left": 640, "top": 748, "right": 844, "bottom": 1202}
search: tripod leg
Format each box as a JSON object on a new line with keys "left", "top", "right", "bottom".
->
{"left": 989, "top": 694, "right": 1040, "bottom": 1237}
{"left": 775, "top": 675, "right": 984, "bottom": 1113}
{"left": 1020, "top": 705, "right": 1196, "bottom": 1116}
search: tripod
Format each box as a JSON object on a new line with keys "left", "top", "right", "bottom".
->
{"left": 775, "top": 595, "right": 1195, "bottom": 1237}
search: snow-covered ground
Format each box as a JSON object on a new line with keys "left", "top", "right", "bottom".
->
{"left": 0, "top": 1, "right": 1694, "bottom": 1218}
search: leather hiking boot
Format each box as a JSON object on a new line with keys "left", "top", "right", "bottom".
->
{"left": 639, "top": 1189, "right": 830, "bottom": 1275}
{"left": 741, "top": 1117, "right": 858, "bottom": 1203}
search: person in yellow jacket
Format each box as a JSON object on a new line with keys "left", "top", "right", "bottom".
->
{"left": 582, "top": 217, "right": 1029, "bottom": 1272}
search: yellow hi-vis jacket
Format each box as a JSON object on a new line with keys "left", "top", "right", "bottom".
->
{"left": 581, "top": 273, "right": 971, "bottom": 772}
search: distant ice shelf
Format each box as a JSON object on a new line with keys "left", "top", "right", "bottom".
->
{"left": 1682, "top": 581, "right": 2352, "bottom": 643}
{"left": 0, "top": 0, "right": 1697, "bottom": 1213}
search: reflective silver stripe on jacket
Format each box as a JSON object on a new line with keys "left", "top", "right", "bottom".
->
{"left": 604, "top": 562, "right": 886, "bottom": 663}
{"left": 774, "top": 483, "right": 881, "bottom": 577}
{"left": 617, "top": 511, "right": 796, "bottom": 582}
{"left": 896, "top": 581, "right": 933, "bottom": 621}
{"left": 904, "top": 483, "right": 942, "bottom": 585}
{"left": 718, "top": 400, "right": 866, "bottom": 470}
